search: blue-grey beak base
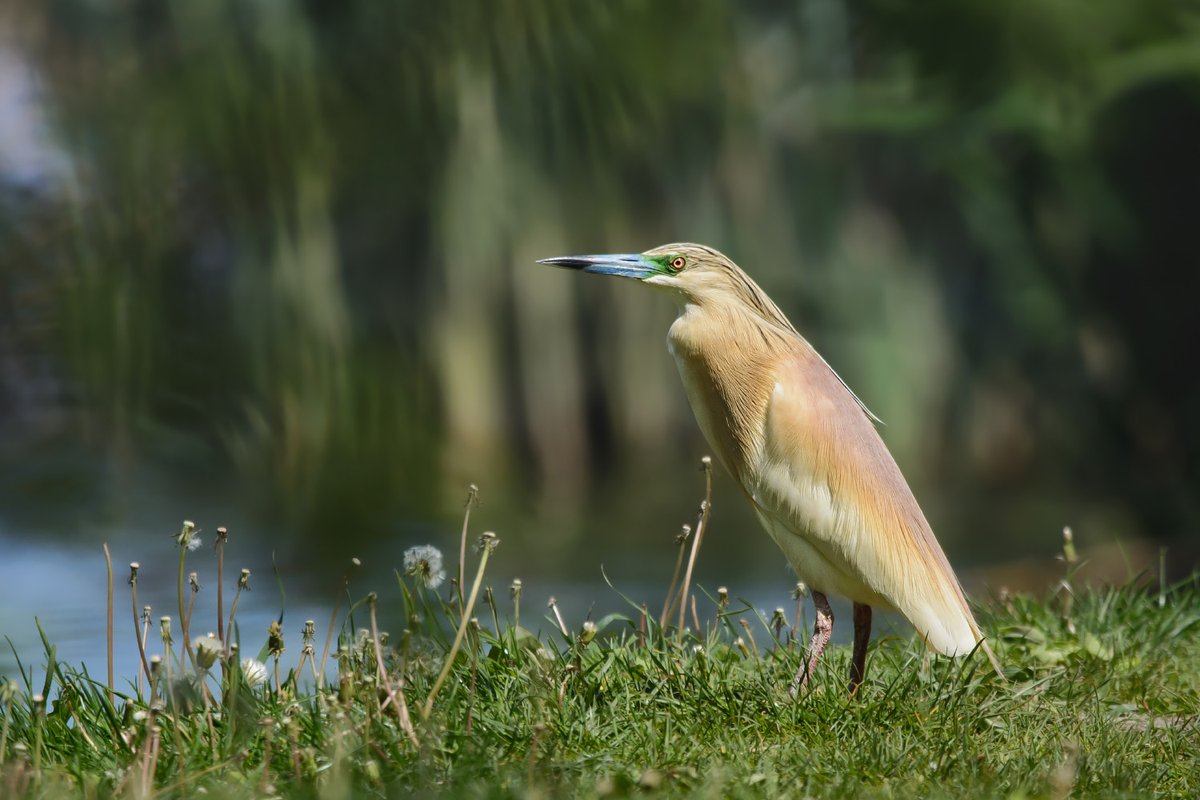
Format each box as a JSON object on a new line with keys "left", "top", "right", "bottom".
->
{"left": 537, "top": 254, "right": 654, "bottom": 280}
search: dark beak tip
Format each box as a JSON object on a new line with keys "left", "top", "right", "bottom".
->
{"left": 535, "top": 253, "right": 651, "bottom": 279}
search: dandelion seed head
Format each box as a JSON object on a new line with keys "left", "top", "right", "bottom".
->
{"left": 241, "top": 658, "right": 268, "bottom": 688}
{"left": 403, "top": 544, "right": 446, "bottom": 589}
{"left": 176, "top": 520, "right": 201, "bottom": 550}
{"left": 194, "top": 635, "right": 223, "bottom": 671}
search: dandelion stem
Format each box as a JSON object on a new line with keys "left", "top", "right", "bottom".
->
{"left": 103, "top": 543, "right": 114, "bottom": 706}
{"left": 177, "top": 545, "right": 190, "bottom": 667}
{"left": 485, "top": 586, "right": 501, "bottom": 634}
{"left": 511, "top": 579, "right": 523, "bottom": 631}
{"left": 258, "top": 720, "right": 273, "bottom": 796}
{"left": 226, "top": 587, "right": 244, "bottom": 658}
{"left": 216, "top": 528, "right": 227, "bottom": 644}
{"left": 225, "top": 570, "right": 251, "bottom": 659}
{"left": 31, "top": 694, "right": 45, "bottom": 779}
{"left": 142, "top": 609, "right": 152, "bottom": 680}
{"left": 458, "top": 484, "right": 479, "bottom": 605}
{"left": 129, "top": 565, "right": 152, "bottom": 692}
{"left": 465, "top": 620, "right": 480, "bottom": 736}
{"left": 677, "top": 457, "right": 713, "bottom": 638}
{"left": 738, "top": 618, "right": 759, "bottom": 658}
{"left": 319, "top": 559, "right": 360, "bottom": 688}
{"left": 659, "top": 526, "right": 690, "bottom": 629}
{"left": 368, "top": 594, "right": 419, "bottom": 747}
{"left": 185, "top": 574, "right": 200, "bottom": 662}
{"left": 142, "top": 721, "right": 161, "bottom": 797}
{"left": 422, "top": 536, "right": 495, "bottom": 721}
{"left": 160, "top": 617, "right": 174, "bottom": 686}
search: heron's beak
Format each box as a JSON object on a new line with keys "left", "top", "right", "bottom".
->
{"left": 537, "top": 253, "right": 655, "bottom": 280}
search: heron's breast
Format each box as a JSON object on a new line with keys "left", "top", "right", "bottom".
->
{"left": 667, "top": 311, "right": 775, "bottom": 478}
{"left": 669, "top": 342, "right": 744, "bottom": 475}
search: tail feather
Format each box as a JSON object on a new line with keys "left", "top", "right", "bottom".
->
{"left": 910, "top": 587, "right": 1006, "bottom": 682}
{"left": 971, "top": 620, "right": 1006, "bottom": 682}
{"left": 979, "top": 638, "right": 1005, "bottom": 680}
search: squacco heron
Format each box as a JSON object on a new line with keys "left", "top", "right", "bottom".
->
{"left": 540, "top": 243, "right": 1000, "bottom": 695}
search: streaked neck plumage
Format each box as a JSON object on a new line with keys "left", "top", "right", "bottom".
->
{"left": 666, "top": 295, "right": 795, "bottom": 482}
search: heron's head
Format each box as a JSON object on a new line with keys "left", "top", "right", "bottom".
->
{"left": 538, "top": 242, "right": 748, "bottom": 306}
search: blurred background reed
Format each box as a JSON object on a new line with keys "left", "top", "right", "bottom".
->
{"left": 1, "top": 0, "right": 1197, "bottom": 672}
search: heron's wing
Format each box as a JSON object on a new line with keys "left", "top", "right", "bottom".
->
{"left": 752, "top": 345, "right": 981, "bottom": 656}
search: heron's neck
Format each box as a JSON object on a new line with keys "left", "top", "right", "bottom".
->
{"left": 667, "top": 301, "right": 792, "bottom": 477}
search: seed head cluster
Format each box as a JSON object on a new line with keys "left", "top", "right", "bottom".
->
{"left": 404, "top": 545, "right": 446, "bottom": 589}
{"left": 176, "top": 520, "right": 202, "bottom": 551}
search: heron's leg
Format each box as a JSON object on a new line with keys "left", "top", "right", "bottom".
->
{"left": 848, "top": 602, "right": 872, "bottom": 697}
{"left": 790, "top": 591, "right": 833, "bottom": 696}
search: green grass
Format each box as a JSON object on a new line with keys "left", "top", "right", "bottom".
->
{"left": 1, "top": 516, "right": 1197, "bottom": 799}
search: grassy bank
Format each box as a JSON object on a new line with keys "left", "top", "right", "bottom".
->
{"left": 1, "top": 497, "right": 1197, "bottom": 799}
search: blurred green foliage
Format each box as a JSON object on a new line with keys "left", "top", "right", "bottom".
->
{"left": 1, "top": 0, "right": 1198, "bottom": 571}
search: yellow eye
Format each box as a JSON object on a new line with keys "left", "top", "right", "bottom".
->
{"left": 670, "top": 256, "right": 686, "bottom": 271}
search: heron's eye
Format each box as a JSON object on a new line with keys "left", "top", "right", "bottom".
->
{"left": 669, "top": 256, "right": 686, "bottom": 271}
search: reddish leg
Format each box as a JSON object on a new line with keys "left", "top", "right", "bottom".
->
{"left": 848, "top": 602, "right": 872, "bottom": 697}
{"left": 791, "top": 591, "right": 833, "bottom": 696}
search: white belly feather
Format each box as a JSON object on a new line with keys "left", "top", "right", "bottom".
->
{"left": 750, "top": 461, "right": 895, "bottom": 610}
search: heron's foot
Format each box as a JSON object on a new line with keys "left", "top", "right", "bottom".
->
{"left": 790, "top": 590, "right": 833, "bottom": 698}
{"left": 789, "top": 663, "right": 812, "bottom": 697}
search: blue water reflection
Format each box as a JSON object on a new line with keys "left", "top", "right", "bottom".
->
{"left": 1, "top": 526, "right": 880, "bottom": 683}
